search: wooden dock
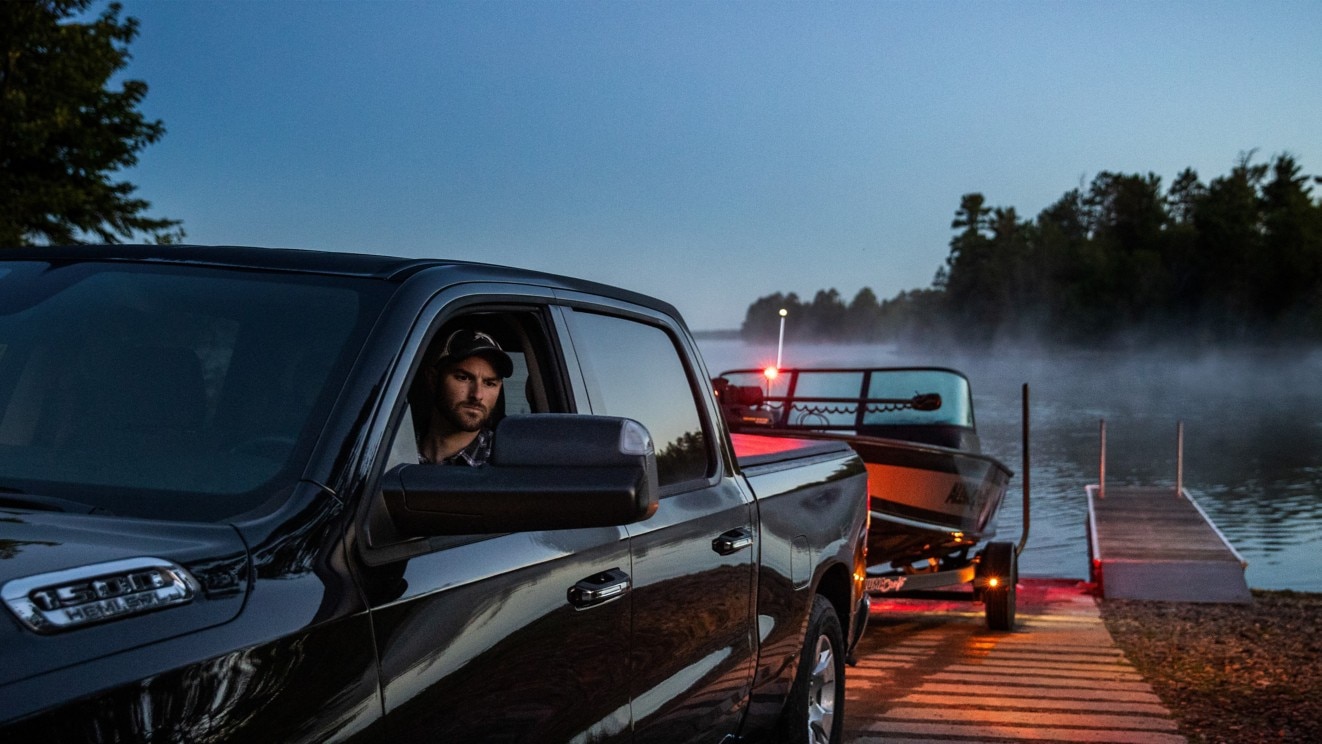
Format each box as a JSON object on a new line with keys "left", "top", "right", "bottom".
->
{"left": 1086, "top": 485, "right": 1251, "bottom": 603}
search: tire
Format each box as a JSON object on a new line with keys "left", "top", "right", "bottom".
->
{"left": 982, "top": 541, "right": 1018, "bottom": 631}
{"left": 775, "top": 595, "right": 846, "bottom": 744}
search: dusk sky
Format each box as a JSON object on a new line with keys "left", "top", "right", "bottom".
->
{"left": 117, "top": 0, "right": 1321, "bottom": 331}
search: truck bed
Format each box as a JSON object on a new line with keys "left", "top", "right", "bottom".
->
{"left": 730, "top": 431, "right": 856, "bottom": 471}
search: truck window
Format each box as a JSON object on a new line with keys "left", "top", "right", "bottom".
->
{"left": 566, "top": 310, "right": 710, "bottom": 489}
{"left": 383, "top": 309, "right": 559, "bottom": 471}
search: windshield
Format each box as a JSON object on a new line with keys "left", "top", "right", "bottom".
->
{"left": 720, "top": 367, "right": 975, "bottom": 429}
{"left": 863, "top": 369, "right": 972, "bottom": 427}
{"left": 0, "top": 260, "right": 391, "bottom": 521}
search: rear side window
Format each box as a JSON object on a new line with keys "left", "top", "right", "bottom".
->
{"left": 566, "top": 310, "right": 709, "bottom": 489}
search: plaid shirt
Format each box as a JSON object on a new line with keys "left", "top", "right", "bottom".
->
{"left": 422, "top": 428, "right": 494, "bottom": 467}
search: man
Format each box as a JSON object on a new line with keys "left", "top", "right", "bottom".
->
{"left": 417, "top": 328, "right": 513, "bottom": 466}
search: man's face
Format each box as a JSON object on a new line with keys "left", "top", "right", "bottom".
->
{"left": 432, "top": 355, "right": 503, "bottom": 433}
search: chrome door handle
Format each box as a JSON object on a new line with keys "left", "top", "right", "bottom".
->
{"left": 568, "top": 568, "right": 631, "bottom": 609}
{"left": 713, "top": 528, "right": 754, "bottom": 556}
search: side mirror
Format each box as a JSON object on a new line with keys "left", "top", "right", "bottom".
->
{"left": 382, "top": 414, "right": 659, "bottom": 536}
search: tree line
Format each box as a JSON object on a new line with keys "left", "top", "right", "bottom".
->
{"left": 742, "top": 153, "right": 1322, "bottom": 346}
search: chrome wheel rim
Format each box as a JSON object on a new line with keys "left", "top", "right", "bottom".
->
{"left": 807, "top": 632, "right": 838, "bottom": 744}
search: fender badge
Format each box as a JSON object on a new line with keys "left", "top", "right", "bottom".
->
{"left": 3, "top": 557, "right": 199, "bottom": 634}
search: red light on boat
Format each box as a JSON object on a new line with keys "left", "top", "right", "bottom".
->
{"left": 763, "top": 366, "right": 779, "bottom": 381}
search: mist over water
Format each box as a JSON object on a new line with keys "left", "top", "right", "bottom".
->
{"left": 698, "top": 338, "right": 1322, "bottom": 592}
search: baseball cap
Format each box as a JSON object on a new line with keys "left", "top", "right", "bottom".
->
{"left": 433, "top": 328, "right": 513, "bottom": 378}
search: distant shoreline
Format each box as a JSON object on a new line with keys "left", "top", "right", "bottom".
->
{"left": 690, "top": 332, "right": 1322, "bottom": 358}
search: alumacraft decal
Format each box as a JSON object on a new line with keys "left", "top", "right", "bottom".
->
{"left": 864, "top": 575, "right": 908, "bottom": 594}
{"left": 945, "top": 478, "right": 997, "bottom": 509}
{"left": 2, "top": 557, "right": 200, "bottom": 633}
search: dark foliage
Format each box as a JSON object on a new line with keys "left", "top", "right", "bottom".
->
{"left": 742, "top": 154, "right": 1322, "bottom": 347}
{"left": 1, "top": 0, "right": 182, "bottom": 247}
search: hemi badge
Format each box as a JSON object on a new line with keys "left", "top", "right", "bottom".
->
{"left": 2, "top": 557, "right": 200, "bottom": 634}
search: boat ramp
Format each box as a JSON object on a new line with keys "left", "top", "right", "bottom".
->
{"left": 846, "top": 579, "right": 1187, "bottom": 743}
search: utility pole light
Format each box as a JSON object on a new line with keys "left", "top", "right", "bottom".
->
{"left": 776, "top": 308, "right": 787, "bottom": 370}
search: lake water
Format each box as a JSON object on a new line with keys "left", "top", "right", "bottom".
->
{"left": 697, "top": 338, "right": 1322, "bottom": 592}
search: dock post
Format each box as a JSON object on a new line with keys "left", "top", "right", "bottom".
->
{"left": 1018, "top": 383, "right": 1030, "bottom": 556}
{"left": 1176, "top": 420, "right": 1184, "bottom": 499}
{"left": 1098, "top": 419, "right": 1107, "bottom": 499}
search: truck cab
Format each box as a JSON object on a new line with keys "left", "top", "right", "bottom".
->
{"left": 0, "top": 245, "right": 867, "bottom": 743}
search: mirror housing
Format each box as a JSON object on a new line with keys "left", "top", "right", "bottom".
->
{"left": 382, "top": 414, "right": 659, "bottom": 536}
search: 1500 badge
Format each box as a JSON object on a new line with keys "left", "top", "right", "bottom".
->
{"left": 2, "top": 557, "right": 199, "bottom": 633}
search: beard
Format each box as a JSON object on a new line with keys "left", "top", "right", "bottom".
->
{"left": 440, "top": 400, "right": 489, "bottom": 433}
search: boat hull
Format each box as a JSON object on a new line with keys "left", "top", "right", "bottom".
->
{"left": 847, "top": 436, "right": 1012, "bottom": 569}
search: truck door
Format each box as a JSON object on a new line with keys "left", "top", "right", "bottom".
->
{"left": 351, "top": 296, "right": 634, "bottom": 743}
{"left": 561, "top": 305, "right": 757, "bottom": 743}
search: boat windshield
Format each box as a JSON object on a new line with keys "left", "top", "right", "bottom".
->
{"left": 0, "top": 260, "right": 392, "bottom": 522}
{"left": 864, "top": 369, "right": 973, "bottom": 428}
{"left": 719, "top": 367, "right": 975, "bottom": 430}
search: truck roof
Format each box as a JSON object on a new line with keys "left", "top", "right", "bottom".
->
{"left": 2, "top": 244, "right": 683, "bottom": 321}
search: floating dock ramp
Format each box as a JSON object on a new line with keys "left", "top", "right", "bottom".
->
{"left": 1085, "top": 422, "right": 1251, "bottom": 603}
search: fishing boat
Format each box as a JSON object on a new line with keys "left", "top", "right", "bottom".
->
{"left": 715, "top": 366, "right": 1021, "bottom": 629}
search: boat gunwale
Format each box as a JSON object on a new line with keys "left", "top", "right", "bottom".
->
{"left": 764, "top": 428, "right": 1015, "bottom": 479}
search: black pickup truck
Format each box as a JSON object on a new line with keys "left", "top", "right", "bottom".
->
{"left": 0, "top": 245, "right": 870, "bottom": 743}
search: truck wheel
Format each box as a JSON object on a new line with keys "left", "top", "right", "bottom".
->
{"left": 982, "top": 541, "right": 1017, "bottom": 631}
{"left": 775, "top": 595, "right": 845, "bottom": 744}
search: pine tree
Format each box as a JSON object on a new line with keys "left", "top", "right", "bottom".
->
{"left": 1, "top": 1, "right": 182, "bottom": 246}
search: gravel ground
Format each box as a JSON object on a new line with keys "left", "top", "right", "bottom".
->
{"left": 1100, "top": 590, "right": 1322, "bottom": 744}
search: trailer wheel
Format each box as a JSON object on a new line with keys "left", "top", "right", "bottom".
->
{"left": 981, "top": 542, "right": 1017, "bottom": 631}
{"left": 774, "top": 595, "right": 845, "bottom": 744}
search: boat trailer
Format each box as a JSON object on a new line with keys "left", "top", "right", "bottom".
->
{"left": 863, "top": 383, "right": 1032, "bottom": 631}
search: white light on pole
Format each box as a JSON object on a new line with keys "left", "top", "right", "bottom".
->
{"left": 776, "top": 308, "right": 788, "bottom": 369}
